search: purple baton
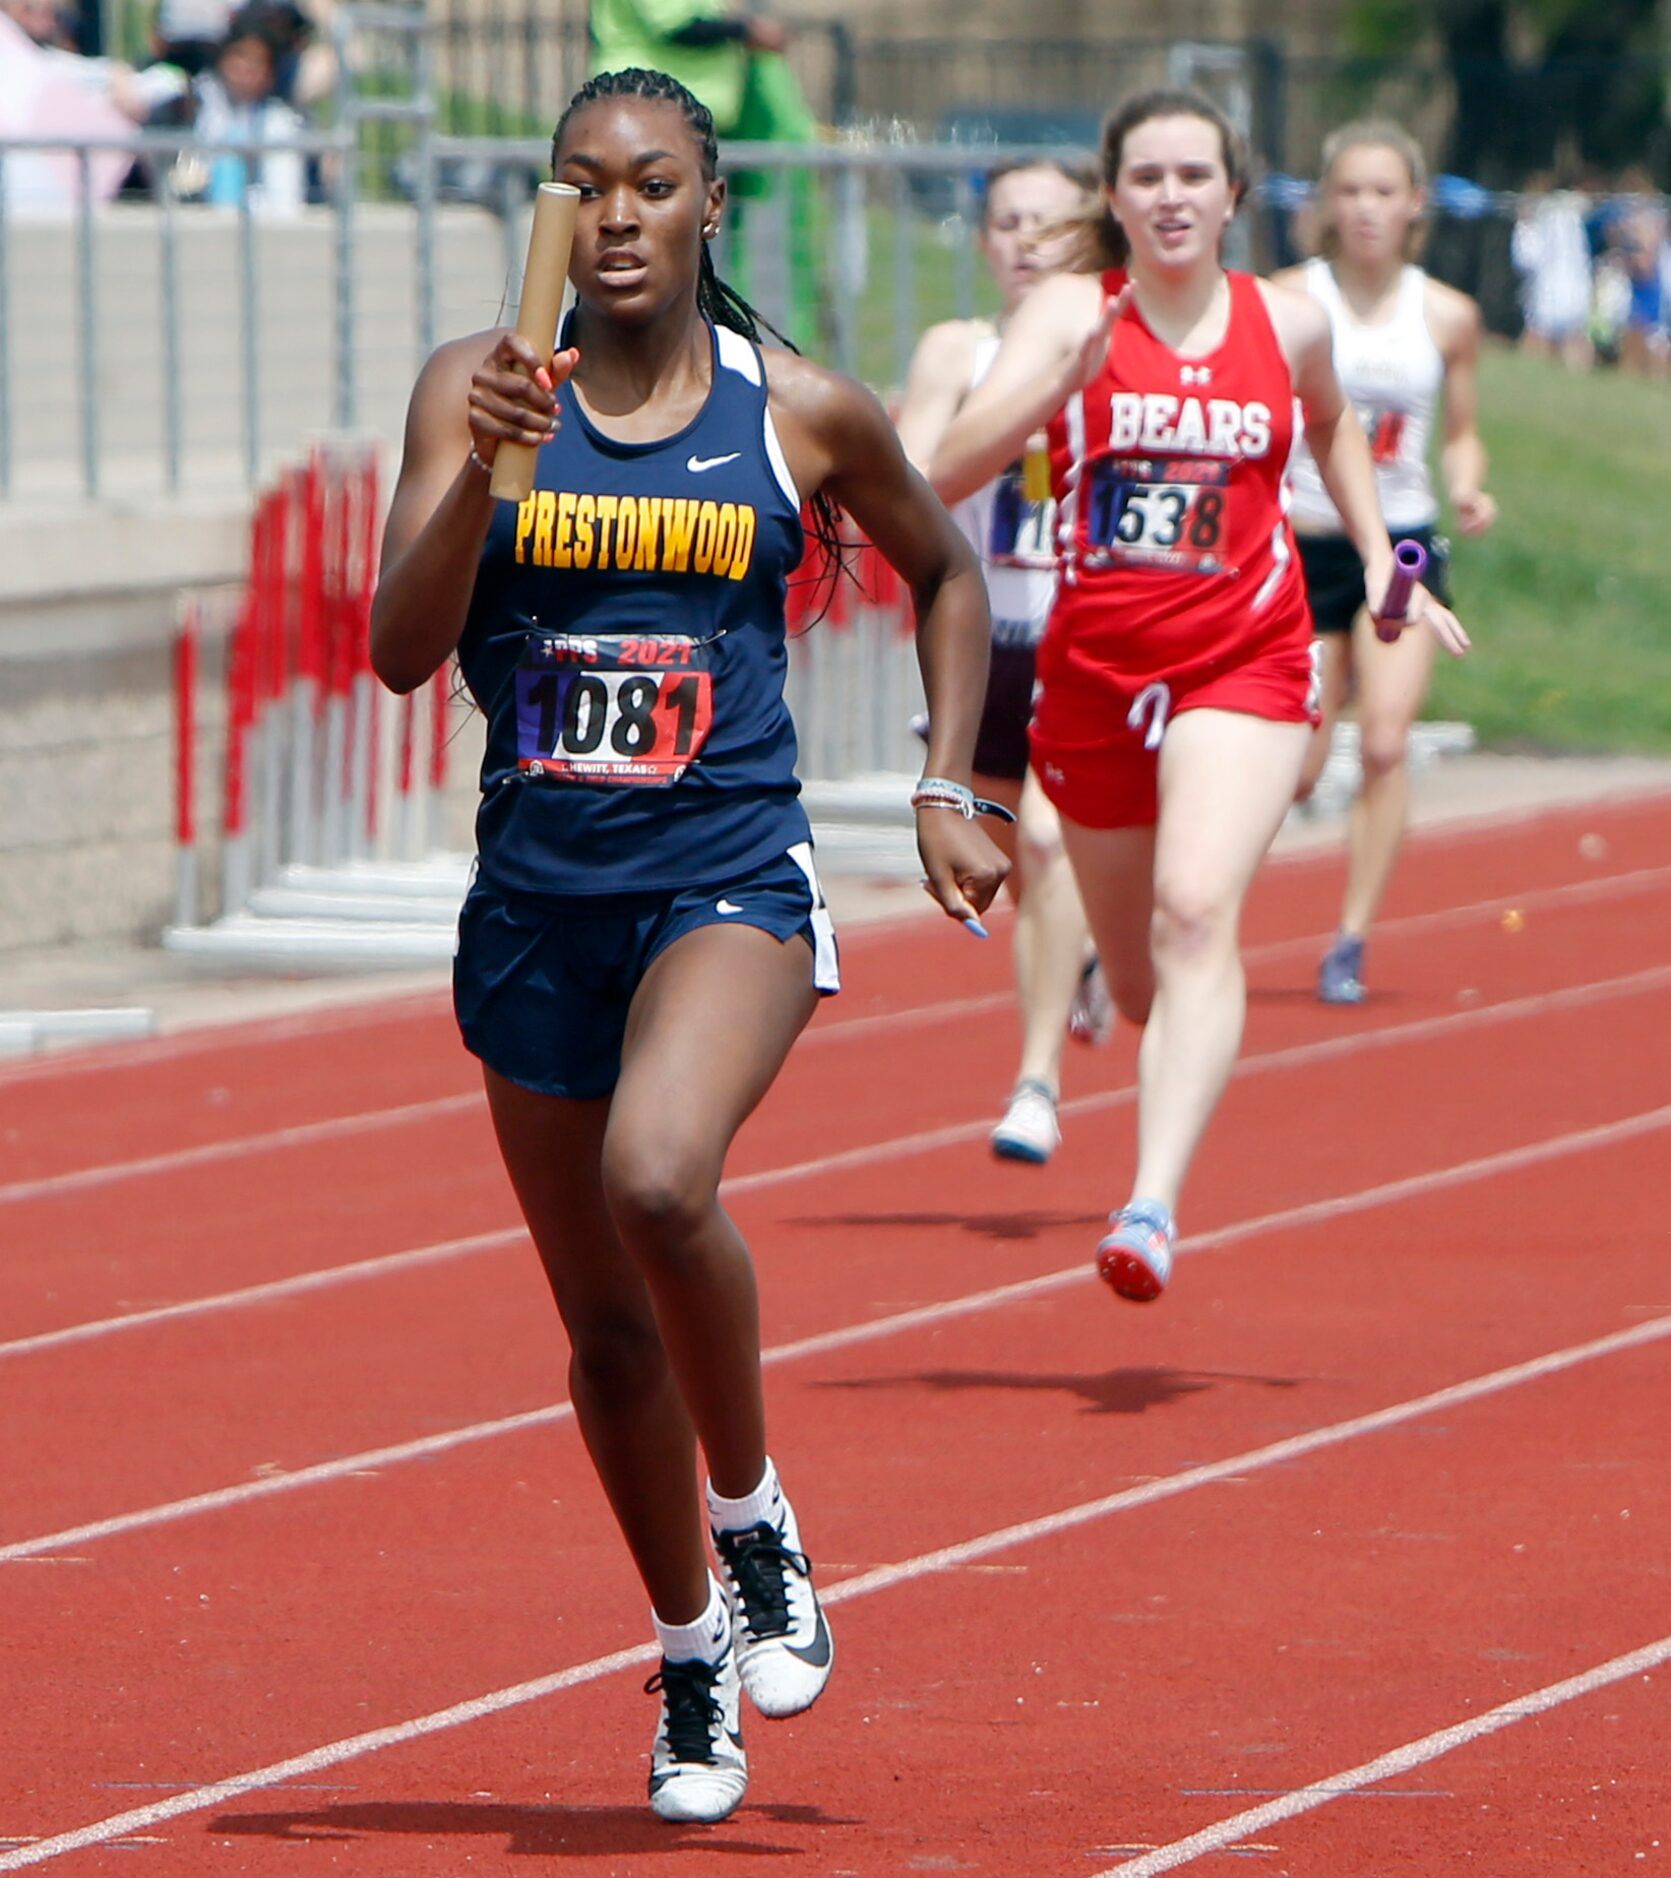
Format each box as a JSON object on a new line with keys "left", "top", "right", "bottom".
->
{"left": 1374, "top": 538, "right": 1429, "bottom": 642}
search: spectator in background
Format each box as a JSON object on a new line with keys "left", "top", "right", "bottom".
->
{"left": 589, "top": 0, "right": 790, "bottom": 137}
{"left": 176, "top": 11, "right": 307, "bottom": 213}
{"left": 1511, "top": 171, "right": 1593, "bottom": 370}
{"left": 2, "top": 0, "right": 188, "bottom": 123}
{"left": 1606, "top": 169, "right": 1669, "bottom": 379}
{"left": 152, "top": 0, "right": 235, "bottom": 76}
{"left": 588, "top": 5, "right": 822, "bottom": 347}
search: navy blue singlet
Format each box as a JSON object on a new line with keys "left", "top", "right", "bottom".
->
{"left": 458, "top": 321, "right": 809, "bottom": 898}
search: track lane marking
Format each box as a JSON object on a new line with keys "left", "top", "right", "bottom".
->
{"left": 1090, "top": 1635, "right": 1671, "bottom": 1875}
{"left": 6, "top": 962, "right": 1669, "bottom": 1363}
{"left": 5, "top": 1100, "right": 1668, "bottom": 1562}
{"left": 3, "top": 864, "right": 1668, "bottom": 1210}
{"left": 3, "top": 1305, "right": 1668, "bottom": 1868}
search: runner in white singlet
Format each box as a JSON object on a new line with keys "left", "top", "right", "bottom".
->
{"left": 1277, "top": 119, "right": 1498, "bottom": 1005}
{"left": 896, "top": 156, "right": 1110, "bottom": 1165}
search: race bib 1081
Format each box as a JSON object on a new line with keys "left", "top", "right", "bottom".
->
{"left": 514, "top": 633, "right": 714, "bottom": 787}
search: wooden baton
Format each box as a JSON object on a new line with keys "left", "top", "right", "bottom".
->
{"left": 489, "top": 182, "right": 581, "bottom": 504}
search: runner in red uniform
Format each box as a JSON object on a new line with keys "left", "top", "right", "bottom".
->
{"left": 933, "top": 88, "right": 1467, "bottom": 1303}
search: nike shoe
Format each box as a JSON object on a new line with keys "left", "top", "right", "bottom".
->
{"left": 1068, "top": 954, "right": 1115, "bottom": 1046}
{"left": 1318, "top": 934, "right": 1367, "bottom": 1006}
{"left": 1095, "top": 1200, "right": 1176, "bottom": 1302}
{"left": 990, "top": 1077, "right": 1061, "bottom": 1164}
{"left": 712, "top": 1496, "right": 833, "bottom": 1720}
{"left": 646, "top": 1644, "right": 748, "bottom": 1824}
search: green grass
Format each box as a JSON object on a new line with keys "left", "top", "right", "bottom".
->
{"left": 1425, "top": 348, "right": 1671, "bottom": 754}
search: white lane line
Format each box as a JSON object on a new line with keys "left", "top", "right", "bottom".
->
{"left": 0, "top": 1229, "right": 527, "bottom": 1361}
{"left": 1090, "top": 1635, "right": 1671, "bottom": 1876}
{"left": 4, "top": 863, "right": 1667, "bottom": 1211}
{"left": 742, "top": 964, "right": 1671, "bottom": 1196}
{"left": 3, "top": 1308, "right": 1668, "bottom": 1871}
{"left": 8, "top": 960, "right": 1670, "bottom": 1366}
{"left": 0, "top": 1094, "right": 479, "bottom": 1210}
{"left": 5, "top": 1100, "right": 1668, "bottom": 1564}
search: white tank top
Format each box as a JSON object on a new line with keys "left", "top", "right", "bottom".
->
{"left": 1288, "top": 260, "right": 1443, "bottom": 533}
{"left": 949, "top": 333, "right": 1059, "bottom": 647}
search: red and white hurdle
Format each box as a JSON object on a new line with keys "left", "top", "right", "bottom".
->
{"left": 165, "top": 443, "right": 470, "bottom": 970}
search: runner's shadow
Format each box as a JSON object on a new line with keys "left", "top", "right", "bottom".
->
{"left": 815, "top": 1365, "right": 1301, "bottom": 1416}
{"left": 212, "top": 1798, "right": 852, "bottom": 1856}
{"left": 788, "top": 1209, "right": 1105, "bottom": 1243}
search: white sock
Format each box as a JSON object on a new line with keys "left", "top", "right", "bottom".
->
{"left": 707, "top": 1457, "right": 784, "bottom": 1535}
{"left": 652, "top": 1572, "right": 730, "bottom": 1664}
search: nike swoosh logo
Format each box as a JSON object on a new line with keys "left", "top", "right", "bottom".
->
{"left": 716, "top": 899, "right": 744, "bottom": 915}
{"left": 785, "top": 1607, "right": 832, "bottom": 1669}
{"left": 687, "top": 452, "right": 740, "bottom": 473}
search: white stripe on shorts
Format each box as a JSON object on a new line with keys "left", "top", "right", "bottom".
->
{"left": 786, "top": 841, "right": 840, "bottom": 994}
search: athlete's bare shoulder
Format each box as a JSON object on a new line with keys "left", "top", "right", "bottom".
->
{"left": 760, "top": 342, "right": 883, "bottom": 435}
{"left": 1025, "top": 269, "right": 1105, "bottom": 330}
{"left": 909, "top": 315, "right": 994, "bottom": 369}
{"left": 1256, "top": 273, "right": 1333, "bottom": 355}
{"left": 419, "top": 327, "right": 509, "bottom": 392}
{"left": 1422, "top": 276, "right": 1482, "bottom": 356}
{"left": 399, "top": 326, "right": 510, "bottom": 451}
{"left": 1268, "top": 262, "right": 1312, "bottom": 296}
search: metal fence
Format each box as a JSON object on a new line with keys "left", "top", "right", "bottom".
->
{"left": 6, "top": 116, "right": 1597, "bottom": 508}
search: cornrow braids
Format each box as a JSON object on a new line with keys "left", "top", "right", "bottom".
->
{"left": 553, "top": 66, "right": 852, "bottom": 626}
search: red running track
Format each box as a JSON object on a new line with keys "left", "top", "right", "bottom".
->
{"left": 1, "top": 793, "right": 1668, "bottom": 1875}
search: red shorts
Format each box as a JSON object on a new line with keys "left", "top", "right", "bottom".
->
{"left": 1030, "top": 637, "right": 1319, "bottom": 830}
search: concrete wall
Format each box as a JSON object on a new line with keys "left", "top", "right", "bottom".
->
{"left": 0, "top": 202, "right": 515, "bottom": 956}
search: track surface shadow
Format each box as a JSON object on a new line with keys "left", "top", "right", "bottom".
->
{"left": 813, "top": 1364, "right": 1304, "bottom": 1417}
{"left": 211, "top": 1797, "right": 857, "bottom": 1857}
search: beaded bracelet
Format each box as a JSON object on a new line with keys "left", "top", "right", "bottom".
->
{"left": 467, "top": 447, "right": 493, "bottom": 477}
{"left": 910, "top": 776, "right": 1017, "bottom": 824}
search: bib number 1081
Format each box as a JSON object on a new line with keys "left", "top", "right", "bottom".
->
{"left": 515, "top": 637, "right": 714, "bottom": 786}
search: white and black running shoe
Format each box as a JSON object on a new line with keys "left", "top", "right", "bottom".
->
{"left": 712, "top": 1498, "right": 834, "bottom": 1720}
{"left": 646, "top": 1644, "right": 747, "bottom": 1824}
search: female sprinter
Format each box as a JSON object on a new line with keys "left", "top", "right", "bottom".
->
{"left": 371, "top": 67, "right": 1005, "bottom": 1824}
{"left": 1277, "top": 120, "right": 1497, "bottom": 1004}
{"left": 896, "top": 156, "right": 1107, "bottom": 1165}
{"left": 931, "top": 89, "right": 1467, "bottom": 1302}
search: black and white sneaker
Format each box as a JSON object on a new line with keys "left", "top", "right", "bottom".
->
{"left": 646, "top": 1644, "right": 747, "bottom": 1824}
{"left": 712, "top": 1497, "right": 834, "bottom": 1719}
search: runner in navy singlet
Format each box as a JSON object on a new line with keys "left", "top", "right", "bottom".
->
{"left": 371, "top": 67, "right": 1006, "bottom": 1826}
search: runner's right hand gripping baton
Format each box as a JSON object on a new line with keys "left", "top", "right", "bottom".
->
{"left": 489, "top": 182, "right": 581, "bottom": 504}
{"left": 1374, "top": 538, "right": 1429, "bottom": 643}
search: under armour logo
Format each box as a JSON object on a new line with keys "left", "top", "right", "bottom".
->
{"left": 1179, "top": 364, "right": 1213, "bottom": 386}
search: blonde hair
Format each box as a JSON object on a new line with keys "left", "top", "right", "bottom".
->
{"left": 1313, "top": 119, "right": 1428, "bottom": 260}
{"left": 1058, "top": 88, "right": 1250, "bottom": 273}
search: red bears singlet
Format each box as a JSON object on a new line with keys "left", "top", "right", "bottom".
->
{"left": 1031, "top": 269, "right": 1316, "bottom": 830}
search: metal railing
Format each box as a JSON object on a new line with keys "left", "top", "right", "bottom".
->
{"left": 1, "top": 115, "right": 1657, "bottom": 504}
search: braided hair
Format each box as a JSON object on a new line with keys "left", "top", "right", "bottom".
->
{"left": 552, "top": 67, "right": 849, "bottom": 619}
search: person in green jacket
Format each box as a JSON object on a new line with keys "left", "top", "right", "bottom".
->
{"left": 588, "top": 7, "right": 823, "bottom": 347}
{"left": 589, "top": 0, "right": 788, "bottom": 138}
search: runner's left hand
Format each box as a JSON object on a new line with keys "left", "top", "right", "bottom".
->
{"left": 1371, "top": 582, "right": 1470, "bottom": 657}
{"left": 1453, "top": 489, "right": 1498, "bottom": 536}
{"left": 916, "top": 811, "right": 1009, "bottom": 928}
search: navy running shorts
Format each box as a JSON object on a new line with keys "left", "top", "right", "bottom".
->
{"left": 1297, "top": 523, "right": 1452, "bottom": 635}
{"left": 971, "top": 640, "right": 1040, "bottom": 783}
{"left": 454, "top": 841, "right": 839, "bottom": 1100}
